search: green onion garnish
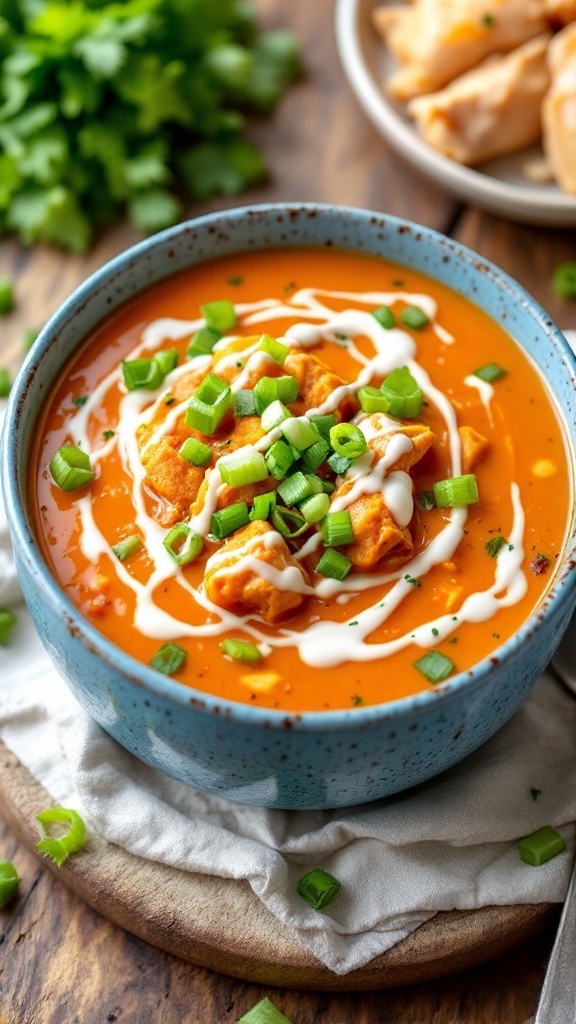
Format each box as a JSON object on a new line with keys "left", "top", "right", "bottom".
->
{"left": 519, "top": 825, "right": 566, "bottom": 867}
{"left": 122, "top": 357, "right": 164, "bottom": 391}
{"left": 74, "top": 396, "right": 88, "bottom": 407}
{"left": 187, "top": 326, "right": 222, "bottom": 359}
{"left": 381, "top": 366, "right": 423, "bottom": 418}
{"left": 303, "top": 475, "right": 324, "bottom": 495}
{"left": 49, "top": 445, "right": 95, "bottom": 492}
{"left": 218, "top": 450, "right": 268, "bottom": 488}
{"left": 201, "top": 298, "right": 236, "bottom": 333}
{"left": 317, "top": 548, "right": 351, "bottom": 581}
{"left": 400, "top": 305, "right": 429, "bottom": 329}
{"left": 149, "top": 642, "right": 187, "bottom": 676}
{"left": 414, "top": 651, "right": 455, "bottom": 683}
{"left": 320, "top": 478, "right": 336, "bottom": 494}
{"left": 36, "top": 807, "right": 86, "bottom": 867}
{"left": 261, "top": 399, "right": 291, "bottom": 433}
{"left": 0, "top": 861, "right": 19, "bottom": 909}
{"left": 473, "top": 363, "right": 507, "bottom": 383}
{"left": 0, "top": 609, "right": 17, "bottom": 647}
{"left": 327, "top": 452, "right": 352, "bottom": 476}
{"left": 0, "top": 277, "right": 15, "bottom": 315}
{"left": 153, "top": 348, "right": 179, "bottom": 376}
{"left": 163, "top": 522, "right": 203, "bottom": 566}
{"left": 179, "top": 437, "right": 212, "bottom": 467}
{"left": 258, "top": 334, "right": 289, "bottom": 364}
{"left": 254, "top": 375, "right": 299, "bottom": 414}
{"left": 277, "top": 471, "right": 312, "bottom": 506}
{"left": 309, "top": 414, "right": 335, "bottom": 440}
{"left": 299, "top": 492, "right": 329, "bottom": 524}
{"left": 485, "top": 535, "right": 506, "bottom": 558}
{"left": 111, "top": 535, "right": 142, "bottom": 562}
{"left": 417, "top": 491, "right": 436, "bottom": 510}
{"left": 552, "top": 261, "right": 576, "bottom": 300}
{"left": 24, "top": 328, "right": 40, "bottom": 350}
{"left": 185, "top": 374, "right": 232, "bottom": 435}
{"left": 329, "top": 422, "right": 367, "bottom": 459}
{"left": 211, "top": 502, "right": 249, "bottom": 539}
{"left": 296, "top": 868, "right": 341, "bottom": 911}
{"left": 433, "top": 474, "right": 479, "bottom": 507}
{"left": 249, "top": 491, "right": 277, "bottom": 521}
{"left": 372, "top": 305, "right": 395, "bottom": 329}
{"left": 220, "top": 638, "right": 262, "bottom": 662}
{"left": 300, "top": 437, "right": 330, "bottom": 472}
{"left": 321, "top": 510, "right": 354, "bottom": 547}
{"left": 271, "top": 506, "right": 307, "bottom": 538}
{"left": 0, "top": 368, "right": 11, "bottom": 398}
{"left": 281, "top": 416, "right": 319, "bottom": 452}
{"left": 357, "top": 385, "right": 390, "bottom": 414}
{"left": 234, "top": 389, "right": 257, "bottom": 417}
{"left": 265, "top": 439, "right": 295, "bottom": 480}
{"left": 237, "top": 997, "right": 292, "bottom": 1024}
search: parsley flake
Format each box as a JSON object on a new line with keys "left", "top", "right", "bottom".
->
{"left": 103, "top": 429, "right": 115, "bottom": 440}
{"left": 74, "top": 396, "right": 88, "bottom": 408}
{"left": 404, "top": 575, "right": 421, "bottom": 587}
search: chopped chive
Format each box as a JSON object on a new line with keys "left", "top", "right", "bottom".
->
{"left": 433, "top": 474, "right": 479, "bottom": 507}
{"left": 414, "top": 650, "right": 455, "bottom": 683}
{"left": 0, "top": 861, "right": 19, "bottom": 909}
{"left": 317, "top": 548, "right": 351, "bottom": 581}
{"left": 258, "top": 334, "right": 289, "bottom": 364}
{"left": 309, "top": 414, "right": 335, "bottom": 441}
{"left": 404, "top": 574, "right": 420, "bottom": 586}
{"left": 552, "top": 261, "right": 576, "bottom": 299}
{"left": 185, "top": 374, "right": 232, "bottom": 435}
{"left": 210, "top": 502, "right": 249, "bottom": 539}
{"left": 36, "top": 807, "right": 86, "bottom": 868}
{"left": 417, "top": 491, "right": 436, "bottom": 510}
{"left": 73, "top": 395, "right": 88, "bottom": 407}
{"left": 153, "top": 348, "right": 178, "bottom": 376}
{"left": 321, "top": 510, "right": 354, "bottom": 547}
{"left": 49, "top": 445, "right": 95, "bottom": 492}
{"left": 400, "top": 305, "right": 429, "bottom": 329}
{"left": 187, "top": 326, "right": 222, "bottom": 358}
{"left": 299, "top": 437, "right": 330, "bottom": 472}
{"left": 281, "top": 416, "right": 319, "bottom": 452}
{"left": 201, "top": 298, "right": 236, "bottom": 333}
{"left": 24, "top": 328, "right": 40, "bottom": 350}
{"left": 149, "top": 642, "right": 187, "bottom": 676}
{"left": 249, "top": 491, "right": 277, "bottom": 521}
{"left": 327, "top": 452, "right": 352, "bottom": 476}
{"left": 103, "top": 429, "right": 115, "bottom": 440}
{"left": 381, "top": 366, "right": 423, "bottom": 418}
{"left": 372, "top": 305, "right": 395, "bottom": 329}
{"left": 519, "top": 825, "right": 566, "bottom": 867}
{"left": 220, "top": 638, "right": 262, "bottom": 663}
{"left": 357, "top": 385, "right": 390, "bottom": 414}
{"left": 163, "top": 522, "right": 203, "bottom": 566}
{"left": 278, "top": 471, "right": 312, "bottom": 506}
{"left": 218, "top": 450, "right": 268, "bottom": 488}
{"left": 112, "top": 535, "right": 142, "bottom": 562}
{"left": 234, "top": 389, "right": 257, "bottom": 417}
{"left": 0, "top": 369, "right": 11, "bottom": 398}
{"left": 261, "top": 399, "right": 291, "bottom": 432}
{"left": 485, "top": 535, "right": 506, "bottom": 558}
{"left": 265, "top": 438, "right": 295, "bottom": 480}
{"left": 237, "top": 997, "right": 292, "bottom": 1024}
{"left": 530, "top": 788, "right": 542, "bottom": 802}
{"left": 297, "top": 868, "right": 341, "bottom": 911}
{"left": 473, "top": 363, "right": 507, "bottom": 383}
{"left": 299, "top": 492, "right": 329, "bottom": 524}
{"left": 271, "top": 506, "right": 307, "bottom": 538}
{"left": 179, "top": 437, "right": 212, "bottom": 467}
{"left": 329, "top": 422, "right": 367, "bottom": 459}
{"left": 0, "top": 609, "right": 17, "bottom": 646}
{"left": 0, "top": 277, "right": 15, "bottom": 315}
{"left": 254, "top": 375, "right": 298, "bottom": 414}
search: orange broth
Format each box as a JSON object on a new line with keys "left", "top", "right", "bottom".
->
{"left": 32, "top": 247, "right": 572, "bottom": 711}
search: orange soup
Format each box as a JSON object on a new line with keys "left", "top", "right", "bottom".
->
{"left": 32, "top": 248, "right": 572, "bottom": 711}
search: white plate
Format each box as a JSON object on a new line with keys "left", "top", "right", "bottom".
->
{"left": 335, "top": 0, "right": 576, "bottom": 226}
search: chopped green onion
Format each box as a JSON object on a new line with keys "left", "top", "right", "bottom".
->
{"left": 320, "top": 478, "right": 336, "bottom": 494}
{"left": 163, "top": 523, "right": 203, "bottom": 565}
{"left": 303, "top": 475, "right": 324, "bottom": 495}
{"left": 552, "top": 262, "right": 576, "bottom": 300}
{"left": 329, "top": 422, "right": 367, "bottom": 459}
{"left": 122, "top": 357, "right": 164, "bottom": 391}
{"left": 433, "top": 474, "right": 479, "bottom": 507}
{"left": 327, "top": 452, "right": 352, "bottom": 476}
{"left": 381, "top": 366, "right": 423, "bottom": 418}
{"left": 218, "top": 450, "right": 268, "bottom": 487}
{"left": 153, "top": 348, "right": 178, "bottom": 376}
{"left": 249, "top": 491, "right": 277, "bottom": 521}
{"left": 297, "top": 868, "right": 341, "bottom": 911}
{"left": 264, "top": 439, "right": 295, "bottom": 479}
{"left": 281, "top": 416, "right": 319, "bottom": 452}
{"left": 400, "top": 305, "right": 429, "bottom": 329}
{"left": 271, "top": 506, "right": 307, "bottom": 538}
{"left": 24, "top": 328, "right": 40, "bottom": 350}
{"left": 111, "top": 535, "right": 142, "bottom": 562}
{"left": 185, "top": 374, "right": 232, "bottom": 435}
{"left": 258, "top": 334, "right": 289, "bottom": 364}
{"left": 414, "top": 650, "right": 455, "bottom": 683}
{"left": 519, "top": 825, "right": 566, "bottom": 867}
{"left": 74, "top": 395, "right": 88, "bottom": 407}
{"left": 187, "top": 326, "right": 222, "bottom": 358}
{"left": 0, "top": 277, "right": 15, "bottom": 315}
{"left": 0, "top": 369, "right": 11, "bottom": 398}
{"left": 278, "top": 471, "right": 312, "bottom": 506}
{"left": 321, "top": 511, "right": 354, "bottom": 547}
{"left": 254, "top": 375, "right": 299, "bottom": 414}
{"left": 317, "top": 548, "right": 351, "bottom": 581}
{"left": 179, "top": 437, "right": 212, "bottom": 467}
{"left": 261, "top": 399, "right": 291, "bottom": 432}
{"left": 220, "top": 638, "right": 262, "bottom": 662}
{"left": 0, "top": 861, "right": 19, "bottom": 909}
{"left": 36, "top": 807, "right": 86, "bottom": 868}
{"left": 417, "top": 491, "right": 436, "bottom": 510}
{"left": 299, "top": 492, "right": 329, "bottom": 524}
{"left": 0, "top": 609, "right": 17, "bottom": 647}
{"left": 234, "top": 389, "right": 257, "bottom": 417}
{"left": 357, "top": 385, "right": 390, "bottom": 414}
{"left": 49, "top": 445, "right": 95, "bottom": 492}
{"left": 201, "top": 298, "right": 236, "bottom": 333}
{"left": 211, "top": 502, "right": 249, "bottom": 539}
{"left": 310, "top": 414, "right": 335, "bottom": 440}
{"left": 372, "top": 305, "right": 395, "bottom": 329}
{"left": 300, "top": 437, "right": 330, "bottom": 472}
{"left": 473, "top": 363, "right": 507, "bottom": 383}
{"left": 485, "top": 535, "right": 506, "bottom": 558}
{"left": 237, "top": 997, "right": 292, "bottom": 1024}
{"left": 149, "top": 642, "right": 187, "bottom": 676}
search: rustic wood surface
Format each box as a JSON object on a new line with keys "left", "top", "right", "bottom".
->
{"left": 1, "top": 0, "right": 575, "bottom": 1021}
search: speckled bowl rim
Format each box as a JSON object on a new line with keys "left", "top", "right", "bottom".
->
{"left": 3, "top": 202, "right": 576, "bottom": 732}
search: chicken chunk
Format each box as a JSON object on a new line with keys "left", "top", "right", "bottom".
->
{"left": 284, "top": 351, "right": 360, "bottom": 420}
{"left": 204, "top": 521, "right": 310, "bottom": 623}
{"left": 141, "top": 436, "right": 205, "bottom": 524}
{"left": 408, "top": 36, "right": 551, "bottom": 165}
{"left": 459, "top": 426, "right": 490, "bottom": 473}
{"left": 542, "top": 23, "right": 576, "bottom": 194}
{"left": 373, "top": 0, "right": 548, "bottom": 100}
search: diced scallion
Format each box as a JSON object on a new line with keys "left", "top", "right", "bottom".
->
{"left": 372, "top": 305, "right": 395, "bottom": 329}
{"left": 317, "top": 548, "right": 351, "bottom": 581}
{"left": 485, "top": 535, "right": 506, "bottom": 558}
{"left": 299, "top": 492, "right": 329, "bottom": 524}
{"left": 400, "top": 305, "right": 429, "bottom": 329}
{"left": 249, "top": 491, "right": 277, "bottom": 521}
{"left": 218, "top": 450, "right": 268, "bottom": 487}
{"left": 122, "top": 357, "right": 164, "bottom": 391}
{"left": 300, "top": 437, "right": 330, "bottom": 472}
{"left": 433, "top": 474, "right": 479, "bottom": 507}
{"left": 234, "top": 389, "right": 257, "bottom": 417}
{"left": 0, "top": 369, "right": 11, "bottom": 398}
{"left": 0, "top": 862, "right": 19, "bottom": 909}
{"left": 473, "top": 363, "right": 507, "bottom": 383}
{"left": 296, "top": 868, "right": 341, "bottom": 911}
{"left": 277, "top": 471, "right": 312, "bottom": 506}
{"left": 254, "top": 375, "right": 298, "bottom": 414}
{"left": 0, "top": 609, "right": 17, "bottom": 647}
{"left": 271, "top": 506, "right": 307, "bottom": 538}
{"left": 185, "top": 374, "right": 232, "bottom": 435}
{"left": 179, "top": 437, "right": 212, "bottom": 467}
{"left": 321, "top": 511, "right": 354, "bottom": 546}
{"left": 201, "top": 298, "right": 236, "bottom": 333}
{"left": 519, "top": 825, "right": 566, "bottom": 867}
{"left": 36, "top": 807, "right": 86, "bottom": 867}
{"left": 49, "top": 445, "right": 95, "bottom": 492}
{"left": 149, "top": 642, "right": 187, "bottom": 676}
{"left": 358, "top": 385, "right": 390, "bottom": 414}
{"left": 329, "top": 422, "right": 367, "bottom": 459}
{"left": 264, "top": 439, "right": 295, "bottom": 479}
{"left": 220, "top": 638, "right": 262, "bottom": 663}
{"left": 310, "top": 414, "right": 335, "bottom": 441}
{"left": 552, "top": 261, "right": 576, "bottom": 300}
{"left": 258, "top": 334, "right": 289, "bottom": 363}
{"left": 281, "top": 416, "right": 319, "bottom": 452}
{"left": 414, "top": 650, "right": 455, "bottom": 683}
{"left": 261, "top": 399, "right": 290, "bottom": 432}
{"left": 112, "top": 535, "right": 142, "bottom": 562}
{"left": 381, "top": 366, "right": 423, "bottom": 418}
{"left": 24, "top": 328, "right": 40, "bottom": 350}
{"left": 211, "top": 502, "right": 249, "bottom": 539}
{"left": 163, "top": 522, "right": 203, "bottom": 565}
{"left": 153, "top": 348, "right": 178, "bottom": 376}
{"left": 236, "top": 997, "right": 293, "bottom": 1024}
{"left": 187, "top": 326, "right": 222, "bottom": 358}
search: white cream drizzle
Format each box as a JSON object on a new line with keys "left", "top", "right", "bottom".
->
{"left": 464, "top": 374, "right": 495, "bottom": 425}
{"left": 63, "top": 287, "right": 529, "bottom": 669}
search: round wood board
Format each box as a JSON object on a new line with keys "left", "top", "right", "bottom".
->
{"left": 0, "top": 738, "right": 556, "bottom": 992}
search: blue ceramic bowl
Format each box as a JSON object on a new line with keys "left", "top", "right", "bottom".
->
{"left": 3, "top": 204, "right": 576, "bottom": 809}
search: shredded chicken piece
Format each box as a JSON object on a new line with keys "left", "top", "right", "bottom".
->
{"left": 459, "top": 426, "right": 490, "bottom": 473}
{"left": 408, "top": 35, "right": 551, "bottom": 165}
{"left": 284, "top": 352, "right": 360, "bottom": 419}
{"left": 542, "top": 22, "right": 576, "bottom": 194}
{"left": 140, "top": 436, "right": 206, "bottom": 524}
{"left": 373, "top": 0, "right": 548, "bottom": 100}
{"left": 204, "top": 520, "right": 309, "bottom": 623}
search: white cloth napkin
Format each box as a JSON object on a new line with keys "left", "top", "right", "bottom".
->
{"left": 0, "top": 334, "right": 575, "bottom": 976}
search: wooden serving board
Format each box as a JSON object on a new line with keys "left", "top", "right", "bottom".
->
{"left": 0, "top": 738, "right": 556, "bottom": 992}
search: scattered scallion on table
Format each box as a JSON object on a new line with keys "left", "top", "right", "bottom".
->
{"left": 519, "top": 825, "right": 566, "bottom": 866}
{"left": 0, "top": 277, "right": 14, "bottom": 315}
{"left": 36, "top": 807, "right": 87, "bottom": 867}
{"left": 0, "top": 369, "right": 11, "bottom": 398}
{"left": 0, "top": 609, "right": 17, "bottom": 647}
{"left": 236, "top": 997, "right": 293, "bottom": 1024}
{"left": 0, "top": 861, "right": 20, "bottom": 909}
{"left": 297, "top": 868, "right": 341, "bottom": 911}
{"left": 552, "top": 262, "right": 576, "bottom": 300}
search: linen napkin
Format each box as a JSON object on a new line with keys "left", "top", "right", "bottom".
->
{"left": 1, "top": 333, "right": 575, "bottom": 975}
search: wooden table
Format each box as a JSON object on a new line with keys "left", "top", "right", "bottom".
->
{"left": 1, "top": 2, "right": 574, "bottom": 1021}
